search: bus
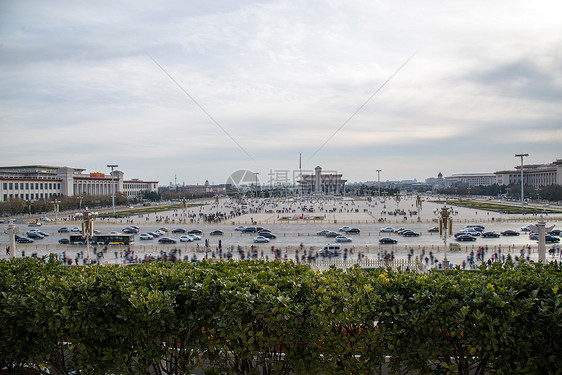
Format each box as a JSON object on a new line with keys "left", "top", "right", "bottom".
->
{"left": 68, "top": 234, "right": 134, "bottom": 245}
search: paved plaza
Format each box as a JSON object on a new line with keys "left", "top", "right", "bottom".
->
{"left": 1, "top": 195, "right": 561, "bottom": 269}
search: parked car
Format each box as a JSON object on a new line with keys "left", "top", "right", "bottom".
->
{"left": 58, "top": 238, "right": 70, "bottom": 244}
{"left": 253, "top": 236, "right": 270, "bottom": 243}
{"left": 545, "top": 235, "right": 560, "bottom": 243}
{"left": 188, "top": 229, "right": 203, "bottom": 235}
{"left": 456, "top": 235, "right": 477, "bottom": 242}
{"left": 210, "top": 230, "right": 224, "bottom": 236}
{"left": 158, "top": 237, "right": 176, "bottom": 244}
{"left": 379, "top": 237, "right": 397, "bottom": 244}
{"left": 139, "top": 233, "right": 154, "bottom": 240}
{"left": 15, "top": 235, "right": 34, "bottom": 243}
{"left": 26, "top": 232, "right": 44, "bottom": 240}
{"left": 258, "top": 232, "right": 277, "bottom": 239}
{"left": 345, "top": 228, "right": 360, "bottom": 234}
{"left": 380, "top": 227, "right": 395, "bottom": 233}
{"left": 172, "top": 228, "right": 187, "bottom": 234}
{"left": 482, "top": 231, "right": 500, "bottom": 238}
{"left": 58, "top": 227, "right": 69, "bottom": 233}
{"left": 501, "top": 230, "right": 520, "bottom": 236}
{"left": 335, "top": 236, "right": 352, "bottom": 243}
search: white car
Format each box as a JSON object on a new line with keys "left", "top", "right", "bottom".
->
{"left": 234, "top": 226, "right": 245, "bottom": 231}
{"left": 179, "top": 235, "right": 192, "bottom": 242}
{"left": 187, "top": 234, "right": 201, "bottom": 241}
{"left": 253, "top": 236, "right": 270, "bottom": 243}
{"left": 380, "top": 227, "right": 395, "bottom": 233}
{"left": 338, "top": 226, "right": 351, "bottom": 232}
{"left": 139, "top": 233, "right": 153, "bottom": 240}
{"left": 154, "top": 230, "right": 165, "bottom": 236}
{"left": 108, "top": 231, "right": 122, "bottom": 235}
{"left": 521, "top": 225, "right": 532, "bottom": 232}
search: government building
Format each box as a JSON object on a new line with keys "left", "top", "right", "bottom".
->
{"left": 298, "top": 166, "right": 347, "bottom": 195}
{"left": 0, "top": 165, "right": 158, "bottom": 202}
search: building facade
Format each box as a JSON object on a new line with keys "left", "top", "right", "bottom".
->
{"left": 495, "top": 159, "right": 562, "bottom": 188}
{"left": 298, "top": 166, "right": 347, "bottom": 195}
{"left": 0, "top": 165, "right": 158, "bottom": 202}
{"left": 444, "top": 173, "right": 497, "bottom": 187}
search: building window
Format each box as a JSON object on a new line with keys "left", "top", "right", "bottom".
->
{"left": 26, "top": 194, "right": 29, "bottom": 200}
{"left": 57, "top": 183, "right": 60, "bottom": 189}
{"left": 40, "top": 183, "right": 43, "bottom": 189}
{"left": 20, "top": 183, "right": 24, "bottom": 189}
{"left": 9, "top": 183, "right": 12, "bottom": 190}
{"left": 35, "top": 183, "right": 38, "bottom": 189}
{"left": 3, "top": 183, "right": 6, "bottom": 189}
{"left": 25, "top": 183, "right": 29, "bottom": 189}
{"left": 3, "top": 195, "right": 6, "bottom": 201}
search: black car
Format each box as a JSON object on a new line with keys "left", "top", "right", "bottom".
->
{"left": 58, "top": 227, "right": 69, "bottom": 233}
{"left": 549, "top": 229, "right": 561, "bottom": 236}
{"left": 26, "top": 232, "right": 44, "bottom": 240}
{"left": 210, "top": 230, "right": 224, "bottom": 236}
{"left": 482, "top": 232, "right": 500, "bottom": 238}
{"left": 402, "top": 231, "right": 420, "bottom": 237}
{"left": 15, "top": 236, "right": 34, "bottom": 244}
{"left": 241, "top": 227, "right": 257, "bottom": 233}
{"left": 325, "top": 231, "right": 340, "bottom": 238}
{"left": 545, "top": 235, "right": 560, "bottom": 243}
{"left": 188, "top": 229, "right": 203, "bottom": 235}
{"left": 58, "top": 238, "right": 70, "bottom": 244}
{"left": 258, "top": 231, "right": 277, "bottom": 239}
{"left": 172, "top": 228, "right": 187, "bottom": 234}
{"left": 158, "top": 237, "right": 177, "bottom": 244}
{"left": 456, "top": 235, "right": 477, "bottom": 242}
{"left": 345, "top": 228, "right": 361, "bottom": 234}
{"left": 122, "top": 227, "right": 138, "bottom": 234}
{"left": 501, "top": 230, "right": 520, "bottom": 236}
{"left": 379, "top": 237, "right": 397, "bottom": 244}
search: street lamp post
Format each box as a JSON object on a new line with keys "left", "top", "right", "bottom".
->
{"left": 80, "top": 208, "right": 96, "bottom": 264}
{"left": 53, "top": 199, "right": 60, "bottom": 223}
{"left": 515, "top": 154, "right": 528, "bottom": 215}
{"left": 376, "top": 169, "right": 381, "bottom": 199}
{"left": 254, "top": 173, "right": 259, "bottom": 200}
{"left": 434, "top": 205, "right": 457, "bottom": 270}
{"left": 107, "top": 164, "right": 118, "bottom": 215}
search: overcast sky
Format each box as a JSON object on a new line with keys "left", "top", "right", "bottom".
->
{"left": 1, "top": 0, "right": 561, "bottom": 187}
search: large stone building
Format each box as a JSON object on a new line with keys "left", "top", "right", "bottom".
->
{"left": 298, "top": 166, "right": 347, "bottom": 195}
{"left": 0, "top": 165, "right": 158, "bottom": 202}
{"left": 495, "top": 159, "right": 562, "bottom": 188}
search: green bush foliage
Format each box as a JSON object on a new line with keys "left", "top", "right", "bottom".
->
{"left": 1, "top": 258, "right": 560, "bottom": 374}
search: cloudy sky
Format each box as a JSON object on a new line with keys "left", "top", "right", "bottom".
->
{"left": 1, "top": 0, "right": 561, "bottom": 187}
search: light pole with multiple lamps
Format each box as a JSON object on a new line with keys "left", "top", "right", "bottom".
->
{"left": 76, "top": 208, "right": 97, "bottom": 264}
{"left": 515, "top": 153, "right": 528, "bottom": 215}
{"left": 376, "top": 169, "right": 382, "bottom": 199}
{"left": 107, "top": 164, "right": 118, "bottom": 215}
{"left": 434, "top": 205, "right": 457, "bottom": 270}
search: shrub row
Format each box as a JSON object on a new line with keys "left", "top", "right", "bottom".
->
{"left": 1, "top": 258, "right": 561, "bottom": 375}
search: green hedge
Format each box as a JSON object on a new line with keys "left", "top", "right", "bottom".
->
{"left": 1, "top": 258, "right": 560, "bottom": 375}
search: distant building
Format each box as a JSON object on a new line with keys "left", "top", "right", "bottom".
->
{"left": 495, "top": 159, "right": 562, "bottom": 188}
{"left": 176, "top": 180, "right": 226, "bottom": 194}
{"left": 298, "top": 166, "right": 347, "bottom": 195}
{"left": 0, "top": 165, "right": 158, "bottom": 202}
{"left": 444, "top": 173, "right": 497, "bottom": 187}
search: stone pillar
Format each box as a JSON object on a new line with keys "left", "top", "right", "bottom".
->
{"left": 315, "top": 166, "right": 322, "bottom": 194}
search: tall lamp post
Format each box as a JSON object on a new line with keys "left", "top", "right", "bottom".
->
{"left": 434, "top": 205, "right": 457, "bottom": 270}
{"left": 254, "top": 173, "right": 259, "bottom": 200}
{"left": 515, "top": 154, "right": 528, "bottom": 215}
{"left": 376, "top": 169, "right": 382, "bottom": 199}
{"left": 107, "top": 164, "right": 118, "bottom": 215}
{"left": 53, "top": 199, "right": 60, "bottom": 223}
{"left": 78, "top": 208, "right": 97, "bottom": 264}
